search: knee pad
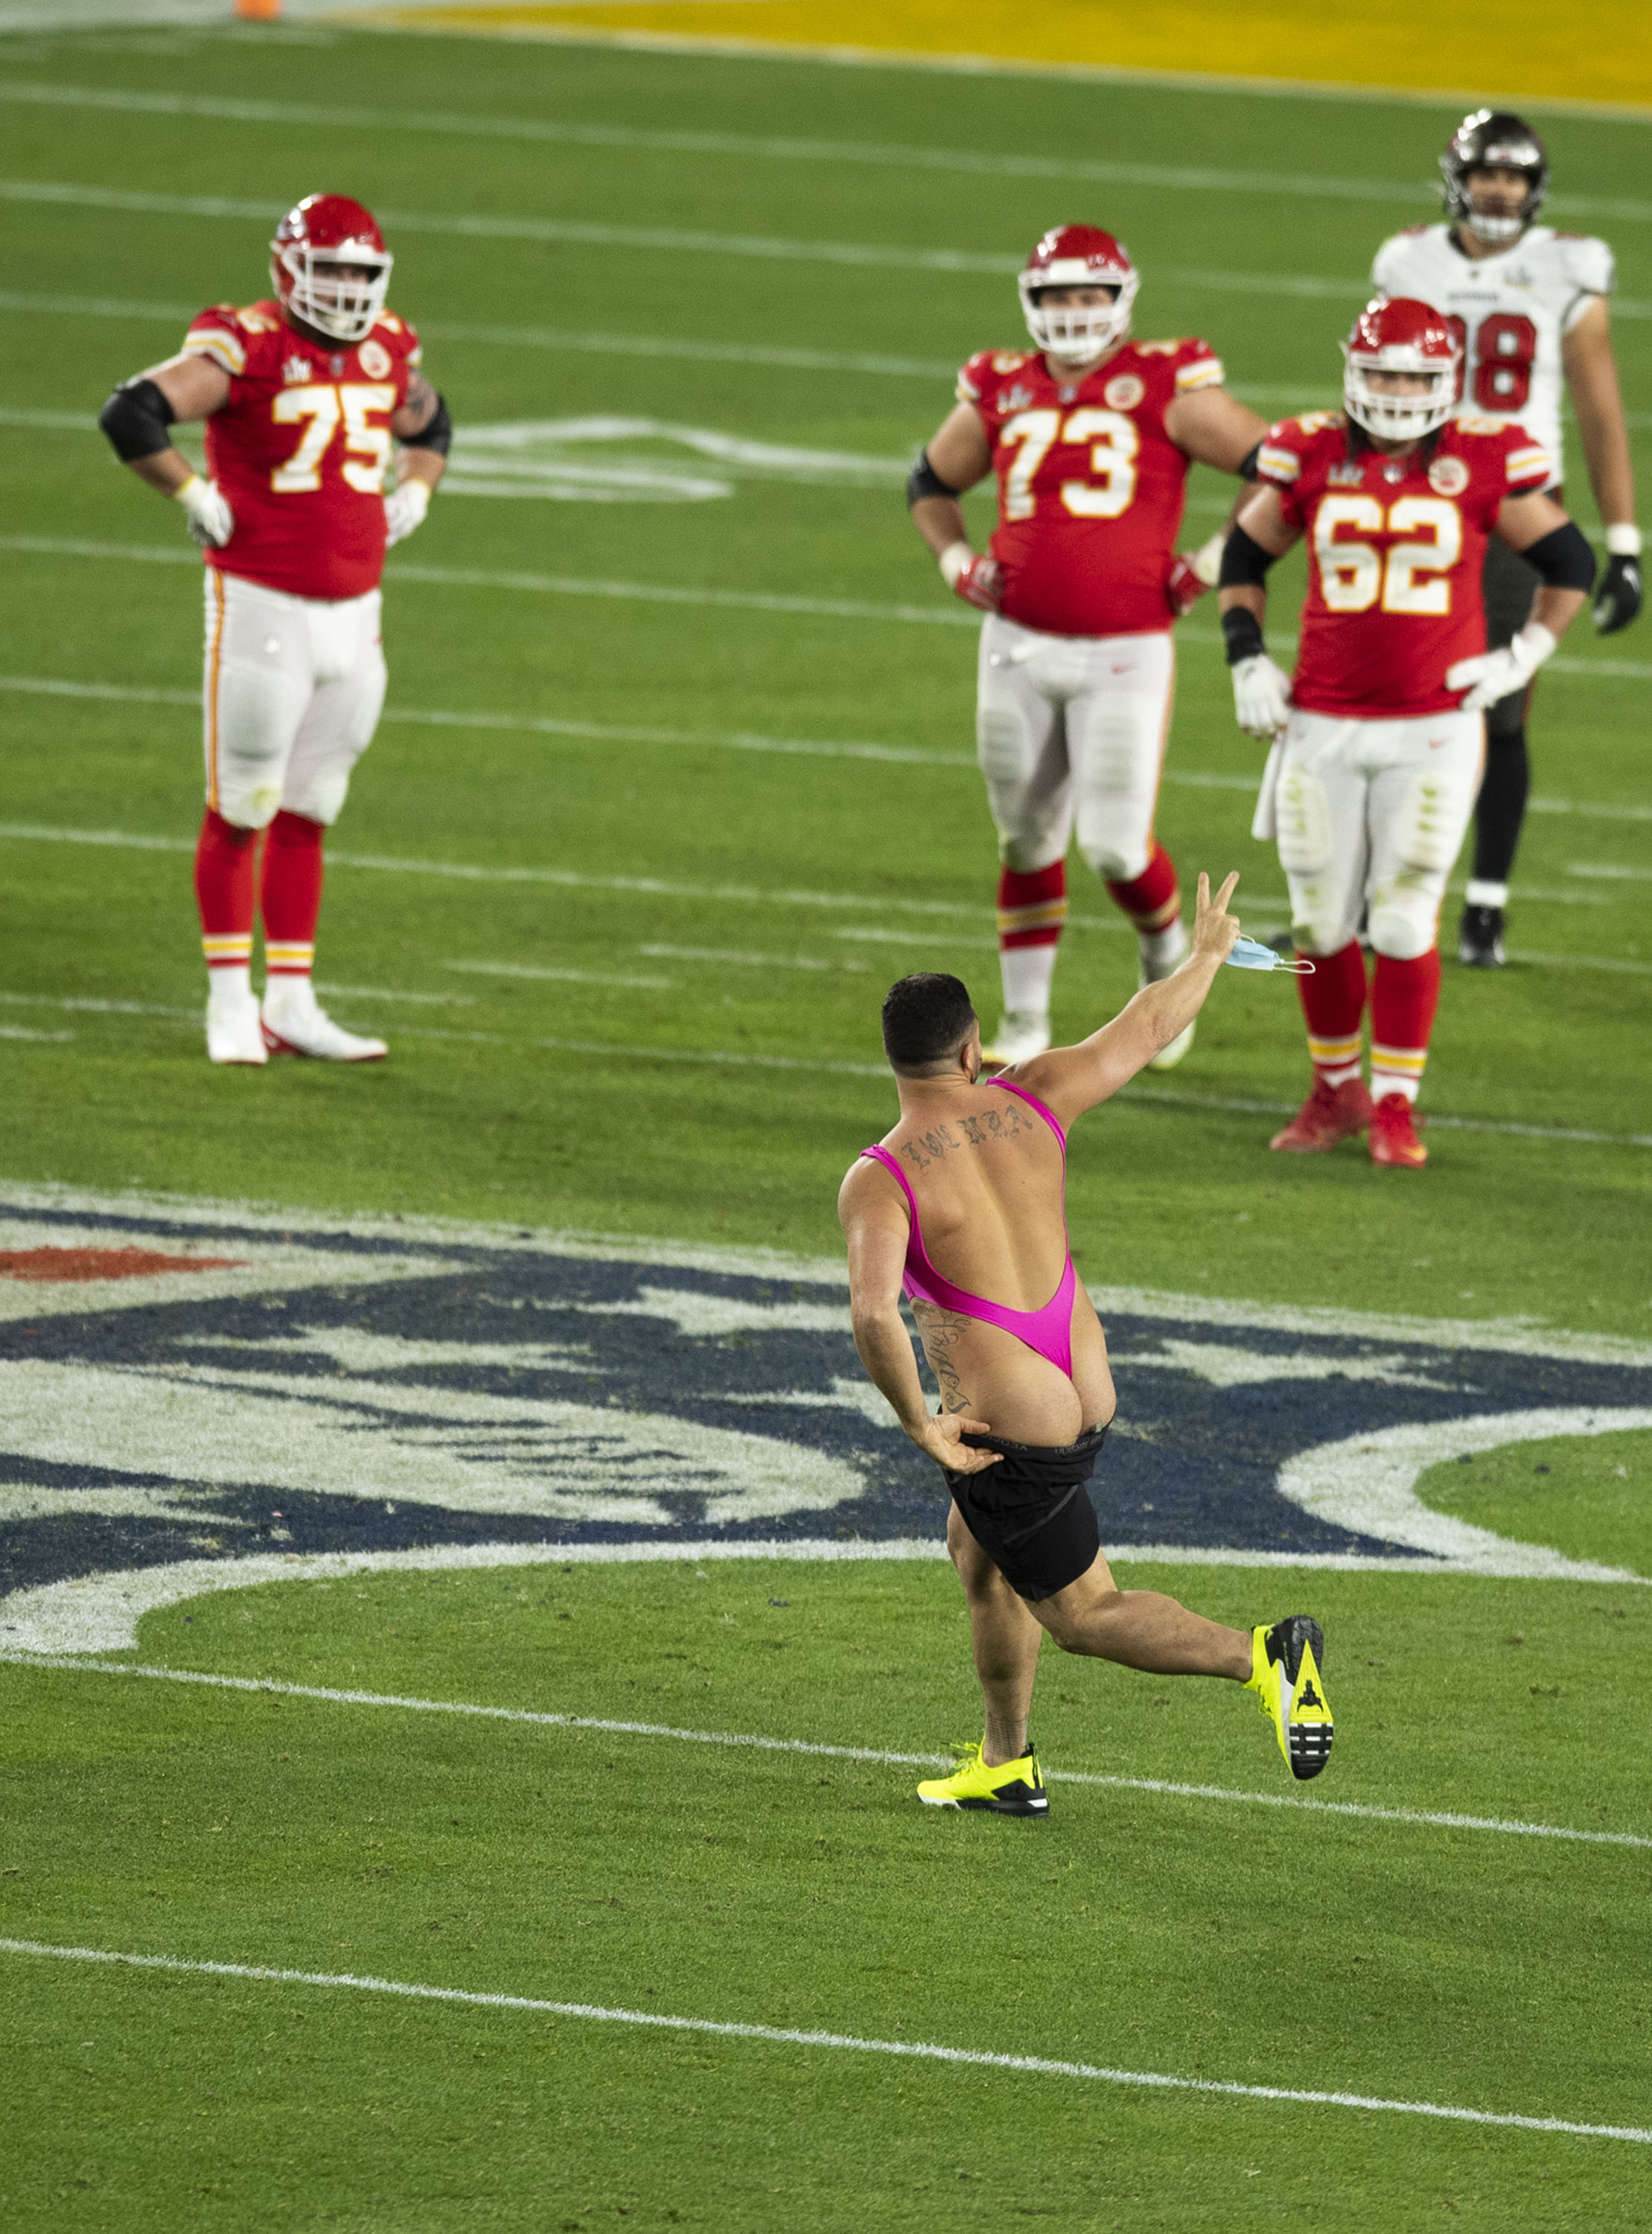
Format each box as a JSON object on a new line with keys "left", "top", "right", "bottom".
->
{"left": 998, "top": 833, "right": 1067, "bottom": 874}
{"left": 1080, "top": 839, "right": 1149, "bottom": 882}
{"left": 212, "top": 661, "right": 304, "bottom": 829}
{"left": 284, "top": 766, "right": 352, "bottom": 826}
{"left": 1368, "top": 897, "right": 1435, "bottom": 961}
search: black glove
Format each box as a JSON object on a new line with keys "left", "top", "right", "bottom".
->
{"left": 1594, "top": 551, "right": 1644, "bottom": 635}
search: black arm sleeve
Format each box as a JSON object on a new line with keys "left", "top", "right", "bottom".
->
{"left": 1216, "top": 524, "right": 1279, "bottom": 588}
{"left": 1237, "top": 439, "right": 1263, "bottom": 482}
{"left": 1220, "top": 606, "right": 1267, "bottom": 666}
{"left": 98, "top": 378, "right": 175, "bottom": 463}
{"left": 401, "top": 391, "right": 452, "bottom": 456}
{"left": 1515, "top": 520, "right": 1595, "bottom": 593}
{"left": 906, "top": 448, "right": 961, "bottom": 507}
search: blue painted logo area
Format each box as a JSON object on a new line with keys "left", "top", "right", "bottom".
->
{"left": 2, "top": 1194, "right": 1651, "bottom": 1652}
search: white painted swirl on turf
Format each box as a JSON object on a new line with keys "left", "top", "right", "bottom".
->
{"left": 443, "top": 418, "right": 909, "bottom": 503}
{"left": 1274, "top": 1407, "right": 1652, "bottom": 1580}
{"left": 0, "top": 1357, "right": 864, "bottom": 1527}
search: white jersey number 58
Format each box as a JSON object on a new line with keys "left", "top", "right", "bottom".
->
{"left": 1000, "top": 407, "right": 1139, "bottom": 523}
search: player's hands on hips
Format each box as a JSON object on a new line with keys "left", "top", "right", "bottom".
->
{"left": 174, "top": 474, "right": 234, "bottom": 549}
{"left": 383, "top": 478, "right": 432, "bottom": 547}
{"left": 905, "top": 1410, "right": 1003, "bottom": 1474}
{"left": 1447, "top": 620, "right": 1557, "bottom": 711}
{"left": 1190, "top": 871, "right": 1243, "bottom": 970}
{"left": 1593, "top": 552, "right": 1643, "bottom": 635}
{"left": 938, "top": 541, "right": 1001, "bottom": 613}
{"left": 1231, "top": 653, "right": 1292, "bottom": 737}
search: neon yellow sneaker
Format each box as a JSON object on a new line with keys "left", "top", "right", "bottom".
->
{"left": 916, "top": 1740, "right": 1048, "bottom": 1816}
{"left": 1246, "top": 1616, "right": 1334, "bottom": 1780}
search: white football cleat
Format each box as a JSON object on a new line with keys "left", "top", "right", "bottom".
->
{"left": 206, "top": 985, "right": 267, "bottom": 1066}
{"left": 980, "top": 1008, "right": 1051, "bottom": 1069}
{"left": 261, "top": 978, "right": 387, "bottom": 1063}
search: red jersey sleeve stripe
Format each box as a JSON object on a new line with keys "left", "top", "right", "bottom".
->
{"left": 183, "top": 322, "right": 246, "bottom": 376}
{"left": 1174, "top": 355, "right": 1225, "bottom": 390}
{"left": 1257, "top": 444, "right": 1301, "bottom": 482}
{"left": 1506, "top": 444, "right": 1552, "bottom": 483}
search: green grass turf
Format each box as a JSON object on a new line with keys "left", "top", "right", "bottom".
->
{"left": 1418, "top": 1426, "right": 1652, "bottom": 1575}
{"left": 3, "top": 19, "right": 1652, "bottom": 2228}
{"left": 2, "top": 1558, "right": 1651, "bottom": 2232}
{"left": 1, "top": 19, "right": 1651, "bottom": 1332}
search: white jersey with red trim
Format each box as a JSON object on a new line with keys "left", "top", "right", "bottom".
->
{"left": 957, "top": 336, "right": 1223, "bottom": 637}
{"left": 182, "top": 299, "right": 421, "bottom": 602}
{"left": 1369, "top": 223, "right": 1613, "bottom": 491}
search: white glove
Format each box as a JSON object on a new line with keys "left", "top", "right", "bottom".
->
{"left": 383, "top": 478, "right": 431, "bottom": 547}
{"left": 1446, "top": 621, "right": 1557, "bottom": 711}
{"left": 1231, "top": 652, "right": 1292, "bottom": 738}
{"left": 175, "top": 473, "right": 233, "bottom": 548}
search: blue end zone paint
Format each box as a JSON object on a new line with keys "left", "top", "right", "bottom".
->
{"left": 2, "top": 1194, "right": 1649, "bottom": 1613}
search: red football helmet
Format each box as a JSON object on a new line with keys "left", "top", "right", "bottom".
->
{"left": 1018, "top": 226, "right": 1138, "bottom": 362}
{"left": 1342, "top": 297, "right": 1462, "bottom": 442}
{"left": 270, "top": 194, "right": 392, "bottom": 344}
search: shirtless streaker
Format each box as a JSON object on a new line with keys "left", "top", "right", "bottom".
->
{"left": 838, "top": 873, "right": 1333, "bottom": 1813}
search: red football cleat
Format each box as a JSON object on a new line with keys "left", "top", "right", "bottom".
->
{"left": 1269, "top": 1077, "right": 1374, "bottom": 1153}
{"left": 1369, "top": 1092, "right": 1428, "bottom": 1168}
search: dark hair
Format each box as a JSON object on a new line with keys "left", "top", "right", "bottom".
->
{"left": 881, "top": 973, "right": 977, "bottom": 1073}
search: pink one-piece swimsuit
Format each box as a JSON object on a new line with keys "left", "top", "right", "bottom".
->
{"left": 859, "top": 1076, "right": 1079, "bottom": 1380}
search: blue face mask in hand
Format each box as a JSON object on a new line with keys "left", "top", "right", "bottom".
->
{"left": 1225, "top": 935, "right": 1316, "bottom": 976}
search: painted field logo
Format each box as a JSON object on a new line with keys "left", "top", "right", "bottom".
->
{"left": 1, "top": 1189, "right": 1648, "bottom": 1650}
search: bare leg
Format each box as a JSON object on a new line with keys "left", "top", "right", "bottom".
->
{"left": 1036, "top": 1553, "right": 1251, "bottom": 1678}
{"left": 947, "top": 1502, "right": 1044, "bottom": 1764}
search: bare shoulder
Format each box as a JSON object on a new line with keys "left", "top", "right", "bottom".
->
{"left": 838, "top": 1149, "right": 896, "bottom": 1223}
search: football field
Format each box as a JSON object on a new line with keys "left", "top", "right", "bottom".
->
{"left": 1, "top": 13, "right": 1651, "bottom": 2229}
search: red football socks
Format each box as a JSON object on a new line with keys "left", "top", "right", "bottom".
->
{"left": 1297, "top": 938, "right": 1367, "bottom": 1087}
{"left": 996, "top": 862, "right": 1068, "bottom": 951}
{"left": 194, "top": 808, "right": 260, "bottom": 976}
{"left": 1371, "top": 949, "right": 1441, "bottom": 1104}
{"left": 995, "top": 862, "right": 1067, "bottom": 1014}
{"left": 261, "top": 810, "right": 325, "bottom": 979}
{"left": 1103, "top": 841, "right": 1180, "bottom": 933}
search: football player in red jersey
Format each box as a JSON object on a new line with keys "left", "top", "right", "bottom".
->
{"left": 1218, "top": 299, "right": 1595, "bottom": 1167}
{"left": 98, "top": 194, "right": 451, "bottom": 1065}
{"left": 908, "top": 226, "right": 1268, "bottom": 1069}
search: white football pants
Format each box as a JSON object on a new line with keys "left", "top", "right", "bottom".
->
{"left": 1274, "top": 708, "right": 1485, "bottom": 959}
{"left": 975, "top": 615, "right": 1175, "bottom": 881}
{"left": 202, "top": 570, "right": 387, "bottom": 830}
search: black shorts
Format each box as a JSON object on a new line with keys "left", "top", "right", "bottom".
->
{"left": 943, "top": 1425, "right": 1108, "bottom": 1603}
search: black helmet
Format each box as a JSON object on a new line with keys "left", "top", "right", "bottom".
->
{"left": 1441, "top": 109, "right": 1548, "bottom": 244}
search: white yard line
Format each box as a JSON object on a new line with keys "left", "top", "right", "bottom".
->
{"left": 3, "top": 1655, "right": 1648, "bottom": 1853}
{"left": 10, "top": 544, "right": 1652, "bottom": 677}
{"left": 0, "top": 1936, "right": 1645, "bottom": 2142}
{"left": 0, "top": 81, "right": 1642, "bottom": 217}
{"left": 0, "top": 291, "right": 957, "bottom": 378}
{"left": 7, "top": 988, "right": 1652, "bottom": 1137}
{"left": 6, "top": 680, "right": 1649, "bottom": 812}
{"left": 0, "top": 535, "right": 982, "bottom": 626}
